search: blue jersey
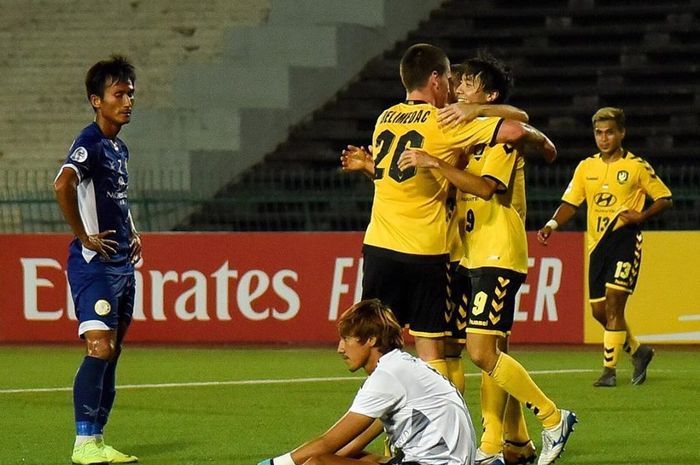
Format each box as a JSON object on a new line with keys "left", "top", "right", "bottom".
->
{"left": 59, "top": 122, "right": 133, "bottom": 272}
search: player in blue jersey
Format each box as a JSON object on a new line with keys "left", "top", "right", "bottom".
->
{"left": 54, "top": 55, "right": 141, "bottom": 465}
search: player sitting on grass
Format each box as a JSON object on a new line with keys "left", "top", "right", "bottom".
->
{"left": 257, "top": 298, "right": 477, "bottom": 465}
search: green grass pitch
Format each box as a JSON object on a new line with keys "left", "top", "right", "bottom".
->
{"left": 0, "top": 345, "right": 697, "bottom": 465}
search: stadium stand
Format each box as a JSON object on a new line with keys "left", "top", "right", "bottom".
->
{"left": 182, "top": 0, "right": 700, "bottom": 231}
{"left": 1, "top": 0, "right": 698, "bottom": 232}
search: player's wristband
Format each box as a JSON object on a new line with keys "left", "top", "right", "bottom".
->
{"left": 273, "top": 453, "right": 295, "bottom": 465}
{"left": 545, "top": 219, "right": 559, "bottom": 230}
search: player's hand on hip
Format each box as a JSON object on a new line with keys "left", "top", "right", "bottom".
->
{"left": 82, "top": 230, "right": 118, "bottom": 259}
{"left": 618, "top": 209, "right": 643, "bottom": 224}
{"left": 129, "top": 232, "right": 142, "bottom": 265}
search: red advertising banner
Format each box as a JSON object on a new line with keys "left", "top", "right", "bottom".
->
{"left": 0, "top": 232, "right": 584, "bottom": 344}
{"left": 511, "top": 232, "right": 584, "bottom": 343}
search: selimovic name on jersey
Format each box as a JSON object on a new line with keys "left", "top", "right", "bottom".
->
{"left": 379, "top": 109, "right": 431, "bottom": 124}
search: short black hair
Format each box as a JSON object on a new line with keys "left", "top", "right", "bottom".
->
{"left": 400, "top": 43, "right": 449, "bottom": 92}
{"left": 461, "top": 51, "right": 513, "bottom": 103}
{"left": 85, "top": 55, "right": 135, "bottom": 104}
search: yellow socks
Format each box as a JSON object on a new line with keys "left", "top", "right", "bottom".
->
{"left": 427, "top": 358, "right": 449, "bottom": 378}
{"left": 480, "top": 371, "right": 507, "bottom": 454}
{"left": 490, "top": 352, "right": 560, "bottom": 429}
{"left": 446, "top": 356, "right": 465, "bottom": 394}
{"left": 603, "top": 330, "right": 627, "bottom": 368}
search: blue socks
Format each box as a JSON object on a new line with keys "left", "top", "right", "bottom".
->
{"left": 95, "top": 361, "right": 118, "bottom": 434}
{"left": 73, "top": 356, "right": 108, "bottom": 435}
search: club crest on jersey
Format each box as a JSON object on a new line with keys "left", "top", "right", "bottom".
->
{"left": 70, "top": 147, "right": 88, "bottom": 163}
{"left": 94, "top": 299, "right": 111, "bottom": 316}
{"left": 617, "top": 170, "right": 629, "bottom": 184}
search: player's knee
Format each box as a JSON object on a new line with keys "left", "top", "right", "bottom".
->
{"left": 466, "top": 344, "right": 497, "bottom": 371}
{"left": 86, "top": 337, "right": 116, "bottom": 360}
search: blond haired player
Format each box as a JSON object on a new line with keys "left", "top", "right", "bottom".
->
{"left": 537, "top": 107, "right": 672, "bottom": 387}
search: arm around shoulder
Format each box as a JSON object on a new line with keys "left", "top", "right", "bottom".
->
{"left": 495, "top": 120, "right": 557, "bottom": 163}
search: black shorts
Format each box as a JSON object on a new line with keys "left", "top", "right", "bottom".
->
{"left": 362, "top": 245, "right": 450, "bottom": 338}
{"left": 465, "top": 267, "right": 526, "bottom": 337}
{"left": 589, "top": 225, "right": 643, "bottom": 300}
{"left": 446, "top": 262, "right": 471, "bottom": 344}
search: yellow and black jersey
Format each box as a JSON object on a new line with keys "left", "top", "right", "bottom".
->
{"left": 459, "top": 144, "right": 528, "bottom": 274}
{"left": 561, "top": 150, "right": 672, "bottom": 253}
{"left": 447, "top": 183, "right": 467, "bottom": 262}
{"left": 364, "top": 100, "right": 502, "bottom": 258}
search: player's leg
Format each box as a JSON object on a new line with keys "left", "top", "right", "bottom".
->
{"left": 445, "top": 263, "right": 470, "bottom": 393}
{"left": 91, "top": 273, "right": 138, "bottom": 463}
{"left": 72, "top": 329, "right": 115, "bottom": 464}
{"left": 588, "top": 240, "right": 619, "bottom": 387}
{"left": 465, "top": 269, "right": 575, "bottom": 465}
{"left": 462, "top": 271, "right": 512, "bottom": 464}
{"left": 596, "top": 227, "right": 651, "bottom": 387}
{"left": 407, "top": 261, "right": 451, "bottom": 376}
{"left": 595, "top": 289, "right": 628, "bottom": 387}
{"left": 413, "top": 336, "right": 447, "bottom": 374}
{"left": 612, "top": 230, "right": 654, "bottom": 384}
{"left": 93, "top": 275, "right": 133, "bottom": 428}
{"left": 500, "top": 336, "right": 536, "bottom": 465}
{"left": 69, "top": 270, "right": 119, "bottom": 464}
{"left": 445, "top": 340, "right": 465, "bottom": 393}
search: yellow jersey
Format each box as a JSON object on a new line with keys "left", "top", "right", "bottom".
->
{"left": 364, "top": 100, "right": 502, "bottom": 258}
{"left": 561, "top": 150, "right": 672, "bottom": 253}
{"left": 458, "top": 143, "right": 528, "bottom": 273}
{"left": 447, "top": 183, "right": 467, "bottom": 262}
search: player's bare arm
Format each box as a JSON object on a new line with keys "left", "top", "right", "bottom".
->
{"left": 335, "top": 419, "right": 384, "bottom": 459}
{"left": 618, "top": 197, "right": 673, "bottom": 225}
{"left": 438, "top": 102, "right": 529, "bottom": 126}
{"left": 341, "top": 145, "right": 375, "bottom": 179}
{"left": 398, "top": 149, "right": 499, "bottom": 200}
{"left": 537, "top": 202, "right": 579, "bottom": 245}
{"left": 258, "top": 412, "right": 376, "bottom": 465}
{"left": 53, "top": 167, "right": 118, "bottom": 259}
{"left": 496, "top": 120, "right": 557, "bottom": 163}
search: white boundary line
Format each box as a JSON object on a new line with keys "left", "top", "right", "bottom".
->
{"left": 0, "top": 368, "right": 604, "bottom": 395}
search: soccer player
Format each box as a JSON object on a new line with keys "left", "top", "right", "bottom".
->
{"left": 441, "top": 55, "right": 542, "bottom": 465}
{"left": 257, "top": 298, "right": 477, "bottom": 465}
{"left": 341, "top": 63, "right": 532, "bottom": 462}
{"left": 537, "top": 107, "right": 672, "bottom": 387}
{"left": 397, "top": 65, "right": 577, "bottom": 465}
{"left": 360, "top": 43, "right": 556, "bottom": 382}
{"left": 54, "top": 56, "right": 141, "bottom": 465}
